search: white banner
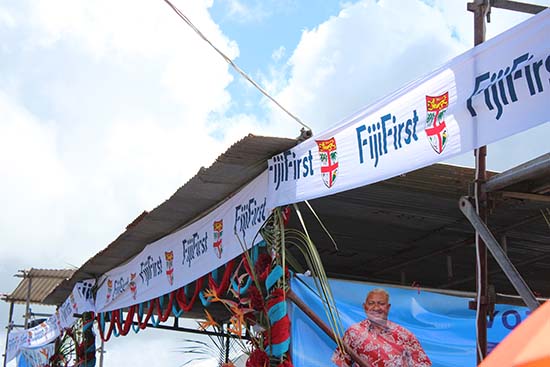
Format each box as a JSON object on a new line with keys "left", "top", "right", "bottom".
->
{"left": 95, "top": 171, "right": 270, "bottom": 312}
{"left": 267, "top": 9, "right": 550, "bottom": 207}
{"left": 17, "top": 343, "right": 55, "bottom": 367}
{"left": 6, "top": 280, "right": 95, "bottom": 363}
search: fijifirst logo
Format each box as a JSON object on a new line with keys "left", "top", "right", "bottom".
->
{"left": 181, "top": 232, "right": 208, "bottom": 268}
{"left": 269, "top": 150, "right": 314, "bottom": 190}
{"left": 356, "top": 109, "right": 420, "bottom": 167}
{"left": 234, "top": 197, "right": 267, "bottom": 238}
{"left": 468, "top": 52, "right": 550, "bottom": 120}
{"left": 269, "top": 139, "right": 339, "bottom": 191}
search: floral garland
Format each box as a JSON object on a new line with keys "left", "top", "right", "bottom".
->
{"left": 200, "top": 207, "right": 293, "bottom": 367}
{"left": 94, "top": 208, "right": 294, "bottom": 367}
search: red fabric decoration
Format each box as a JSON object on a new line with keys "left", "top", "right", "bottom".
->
{"left": 255, "top": 254, "right": 272, "bottom": 282}
{"left": 248, "top": 285, "right": 264, "bottom": 311}
{"left": 96, "top": 310, "right": 117, "bottom": 342}
{"left": 155, "top": 292, "right": 174, "bottom": 322}
{"left": 266, "top": 288, "right": 285, "bottom": 308}
{"left": 246, "top": 349, "right": 270, "bottom": 367}
{"left": 208, "top": 259, "right": 235, "bottom": 295}
{"left": 268, "top": 316, "right": 291, "bottom": 345}
{"left": 175, "top": 276, "right": 204, "bottom": 312}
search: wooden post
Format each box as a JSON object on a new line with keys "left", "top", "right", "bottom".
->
{"left": 287, "top": 290, "right": 371, "bottom": 367}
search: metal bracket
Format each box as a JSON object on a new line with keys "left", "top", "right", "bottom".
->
{"left": 459, "top": 196, "right": 540, "bottom": 311}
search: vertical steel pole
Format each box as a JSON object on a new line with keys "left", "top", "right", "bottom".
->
{"left": 24, "top": 274, "right": 32, "bottom": 329}
{"left": 468, "top": 0, "right": 489, "bottom": 362}
{"left": 3, "top": 302, "right": 14, "bottom": 367}
{"left": 474, "top": 13, "right": 488, "bottom": 366}
{"left": 99, "top": 339, "right": 104, "bottom": 367}
{"left": 225, "top": 323, "right": 230, "bottom": 364}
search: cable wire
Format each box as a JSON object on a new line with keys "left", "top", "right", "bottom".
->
{"left": 162, "top": 0, "right": 313, "bottom": 133}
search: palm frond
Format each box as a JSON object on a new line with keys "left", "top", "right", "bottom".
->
{"left": 290, "top": 203, "right": 345, "bottom": 352}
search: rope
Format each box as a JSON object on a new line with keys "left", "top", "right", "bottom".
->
{"left": 162, "top": 0, "right": 312, "bottom": 132}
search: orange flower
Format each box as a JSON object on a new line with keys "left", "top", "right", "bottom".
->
{"left": 202, "top": 288, "right": 221, "bottom": 303}
{"left": 227, "top": 305, "right": 252, "bottom": 336}
{"left": 199, "top": 309, "right": 219, "bottom": 330}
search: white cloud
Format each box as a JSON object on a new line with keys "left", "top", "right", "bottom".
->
{"left": 272, "top": 46, "right": 286, "bottom": 62}
{"left": 0, "top": 0, "right": 253, "bottom": 269}
{"left": 0, "top": 6, "right": 16, "bottom": 28}
{"left": 220, "top": 0, "right": 271, "bottom": 24}
{"left": 0, "top": 92, "right": 71, "bottom": 262}
{"left": 268, "top": 0, "right": 465, "bottom": 132}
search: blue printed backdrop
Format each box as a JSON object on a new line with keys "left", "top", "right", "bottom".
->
{"left": 290, "top": 276, "right": 529, "bottom": 367}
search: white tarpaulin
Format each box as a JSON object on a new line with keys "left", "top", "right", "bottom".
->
{"left": 94, "top": 171, "right": 270, "bottom": 312}
{"left": 6, "top": 280, "right": 95, "bottom": 363}
{"left": 267, "top": 9, "right": 550, "bottom": 207}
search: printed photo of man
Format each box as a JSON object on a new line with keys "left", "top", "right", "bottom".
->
{"left": 332, "top": 288, "right": 432, "bottom": 367}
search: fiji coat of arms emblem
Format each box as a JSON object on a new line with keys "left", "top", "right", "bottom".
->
{"left": 165, "top": 251, "right": 174, "bottom": 285}
{"left": 213, "top": 220, "right": 223, "bottom": 259}
{"left": 316, "top": 137, "right": 338, "bottom": 188}
{"left": 106, "top": 279, "right": 113, "bottom": 302}
{"left": 129, "top": 273, "right": 137, "bottom": 300}
{"left": 425, "top": 92, "right": 449, "bottom": 154}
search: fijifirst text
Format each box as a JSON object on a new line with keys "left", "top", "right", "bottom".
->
{"left": 356, "top": 110, "right": 419, "bottom": 167}
{"left": 234, "top": 198, "right": 267, "bottom": 238}
{"left": 269, "top": 150, "right": 314, "bottom": 190}
{"left": 468, "top": 52, "right": 550, "bottom": 120}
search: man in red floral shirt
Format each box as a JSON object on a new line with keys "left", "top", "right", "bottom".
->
{"left": 332, "top": 288, "right": 431, "bottom": 367}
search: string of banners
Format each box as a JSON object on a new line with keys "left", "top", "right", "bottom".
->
{"left": 6, "top": 280, "right": 95, "bottom": 362}
{"left": 7, "top": 7, "right": 549, "bottom": 363}
{"left": 94, "top": 170, "right": 270, "bottom": 312}
{"left": 267, "top": 8, "right": 550, "bottom": 207}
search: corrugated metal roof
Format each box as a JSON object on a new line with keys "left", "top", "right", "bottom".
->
{"left": 44, "top": 134, "right": 299, "bottom": 305}
{"left": 44, "top": 131, "right": 550, "bottom": 306}
{"left": 3, "top": 268, "right": 75, "bottom": 305}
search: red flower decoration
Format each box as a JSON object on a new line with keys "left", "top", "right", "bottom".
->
{"left": 267, "top": 288, "right": 286, "bottom": 308}
{"left": 255, "top": 254, "right": 272, "bottom": 282}
{"left": 248, "top": 285, "right": 265, "bottom": 311}
{"left": 246, "top": 348, "right": 269, "bottom": 367}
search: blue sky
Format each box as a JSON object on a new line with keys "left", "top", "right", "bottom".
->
{"left": 0, "top": 1, "right": 548, "bottom": 366}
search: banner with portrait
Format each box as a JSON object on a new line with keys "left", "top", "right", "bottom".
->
{"left": 290, "top": 276, "right": 529, "bottom": 367}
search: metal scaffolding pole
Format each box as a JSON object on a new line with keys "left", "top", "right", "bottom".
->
{"left": 459, "top": 197, "right": 540, "bottom": 311}
{"left": 465, "top": 1, "right": 547, "bottom": 362}
{"left": 467, "top": 1, "right": 489, "bottom": 361}
{"left": 2, "top": 302, "right": 14, "bottom": 367}
{"left": 23, "top": 273, "right": 32, "bottom": 329}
